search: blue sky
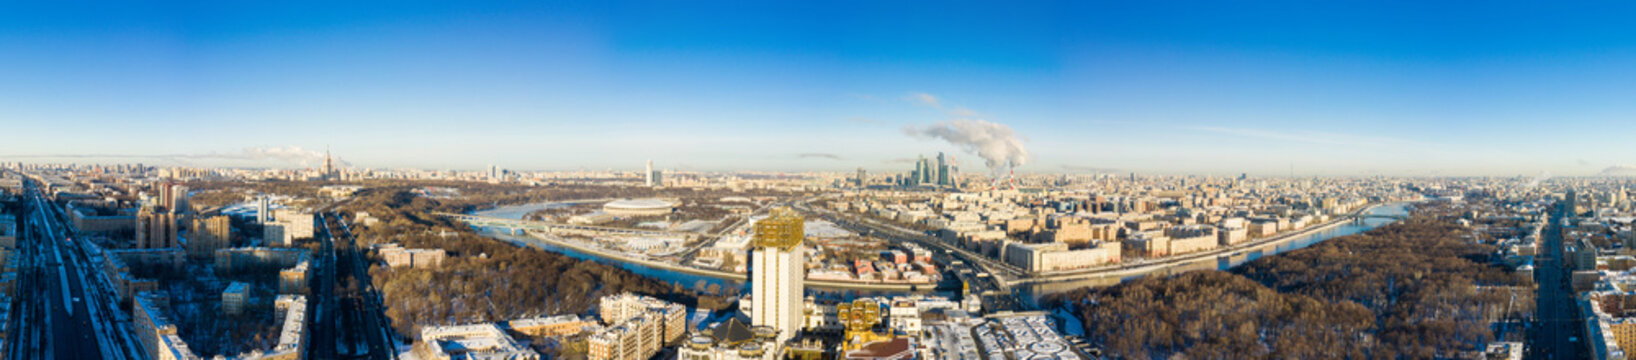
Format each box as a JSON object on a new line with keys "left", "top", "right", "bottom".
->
{"left": 2, "top": 1, "right": 1635, "bottom": 176}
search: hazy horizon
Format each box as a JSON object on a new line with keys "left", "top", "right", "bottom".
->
{"left": 4, "top": 1, "right": 1636, "bottom": 176}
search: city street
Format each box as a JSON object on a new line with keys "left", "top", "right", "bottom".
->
{"left": 314, "top": 210, "right": 397, "bottom": 360}
{"left": 1531, "top": 205, "right": 1585, "bottom": 360}
{"left": 8, "top": 179, "right": 139, "bottom": 360}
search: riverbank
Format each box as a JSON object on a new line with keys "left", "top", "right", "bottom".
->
{"left": 469, "top": 199, "right": 1410, "bottom": 294}
{"left": 1019, "top": 203, "right": 1389, "bottom": 285}
{"left": 502, "top": 230, "right": 939, "bottom": 291}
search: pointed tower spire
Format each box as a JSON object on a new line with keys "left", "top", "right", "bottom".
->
{"left": 323, "top": 145, "right": 334, "bottom": 179}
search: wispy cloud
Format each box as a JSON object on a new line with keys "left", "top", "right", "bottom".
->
{"left": 1182, "top": 125, "right": 1421, "bottom": 147}
{"left": 904, "top": 92, "right": 984, "bottom": 118}
{"left": 797, "top": 153, "right": 844, "bottom": 160}
{"left": 906, "top": 92, "right": 941, "bottom": 107}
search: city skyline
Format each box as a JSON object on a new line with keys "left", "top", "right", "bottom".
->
{"left": 4, "top": 2, "right": 1636, "bottom": 176}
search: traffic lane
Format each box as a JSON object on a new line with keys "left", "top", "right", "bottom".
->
{"left": 47, "top": 261, "right": 102, "bottom": 359}
{"left": 34, "top": 194, "right": 105, "bottom": 359}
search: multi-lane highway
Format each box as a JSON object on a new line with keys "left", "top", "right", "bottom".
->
{"left": 311, "top": 210, "right": 397, "bottom": 360}
{"left": 1531, "top": 204, "right": 1586, "bottom": 360}
{"left": 792, "top": 198, "right": 1026, "bottom": 312}
{"left": 7, "top": 179, "right": 140, "bottom": 360}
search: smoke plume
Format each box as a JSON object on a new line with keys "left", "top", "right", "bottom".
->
{"left": 1526, "top": 171, "right": 1551, "bottom": 187}
{"left": 1600, "top": 165, "right": 1636, "bottom": 176}
{"left": 904, "top": 119, "right": 1029, "bottom": 174}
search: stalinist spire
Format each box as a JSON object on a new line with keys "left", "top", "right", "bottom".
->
{"left": 323, "top": 146, "right": 334, "bottom": 179}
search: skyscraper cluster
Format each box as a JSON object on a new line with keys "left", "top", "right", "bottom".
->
{"left": 900, "top": 152, "right": 958, "bottom": 188}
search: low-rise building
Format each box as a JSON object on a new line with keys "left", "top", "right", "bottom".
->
{"left": 223, "top": 281, "right": 250, "bottom": 315}
{"left": 1003, "top": 241, "right": 1121, "bottom": 273}
{"left": 590, "top": 315, "right": 662, "bottom": 360}
{"left": 589, "top": 293, "right": 690, "bottom": 360}
{"left": 508, "top": 315, "right": 593, "bottom": 338}
{"left": 418, "top": 323, "right": 539, "bottom": 360}
{"left": 133, "top": 293, "right": 202, "bottom": 360}
{"left": 1218, "top": 226, "right": 1249, "bottom": 246}
{"left": 103, "top": 248, "right": 184, "bottom": 302}
{"left": 379, "top": 244, "right": 447, "bottom": 269}
{"left": 272, "top": 209, "right": 315, "bottom": 245}
{"left": 0, "top": 215, "right": 16, "bottom": 249}
{"left": 598, "top": 292, "right": 688, "bottom": 344}
{"left": 1164, "top": 225, "right": 1219, "bottom": 255}
{"left": 1584, "top": 290, "right": 1636, "bottom": 360}
{"left": 678, "top": 319, "right": 781, "bottom": 360}
{"left": 216, "top": 247, "right": 310, "bottom": 295}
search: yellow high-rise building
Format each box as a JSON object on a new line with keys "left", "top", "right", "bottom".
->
{"left": 750, "top": 207, "right": 805, "bottom": 344}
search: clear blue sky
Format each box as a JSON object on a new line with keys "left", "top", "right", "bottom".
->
{"left": 2, "top": 1, "right": 1634, "bottom": 176}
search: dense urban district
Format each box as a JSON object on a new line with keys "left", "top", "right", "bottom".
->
{"left": 0, "top": 158, "right": 1626, "bottom": 360}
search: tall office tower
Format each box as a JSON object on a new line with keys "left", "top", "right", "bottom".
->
{"left": 187, "top": 215, "right": 232, "bottom": 258}
{"left": 1566, "top": 188, "right": 1579, "bottom": 218}
{"left": 135, "top": 206, "right": 177, "bottom": 249}
{"left": 488, "top": 164, "right": 501, "bottom": 181}
{"left": 937, "top": 152, "right": 949, "bottom": 186}
{"left": 645, "top": 160, "right": 654, "bottom": 187}
{"left": 750, "top": 207, "right": 805, "bottom": 343}
{"left": 157, "top": 182, "right": 176, "bottom": 210}
{"left": 256, "top": 196, "right": 271, "bottom": 224}
{"left": 855, "top": 167, "right": 867, "bottom": 187}
{"left": 921, "top": 156, "right": 936, "bottom": 184}
{"left": 169, "top": 184, "right": 190, "bottom": 214}
{"left": 916, "top": 155, "right": 929, "bottom": 185}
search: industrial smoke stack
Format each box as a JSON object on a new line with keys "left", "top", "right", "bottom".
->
{"left": 904, "top": 119, "right": 1029, "bottom": 177}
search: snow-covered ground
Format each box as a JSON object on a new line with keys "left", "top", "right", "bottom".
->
{"left": 673, "top": 220, "right": 719, "bottom": 233}
{"left": 218, "top": 194, "right": 298, "bottom": 219}
{"left": 743, "top": 215, "right": 854, "bottom": 238}
{"left": 803, "top": 219, "right": 855, "bottom": 238}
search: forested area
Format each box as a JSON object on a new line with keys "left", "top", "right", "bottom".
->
{"left": 1054, "top": 271, "right": 1375, "bottom": 358}
{"left": 1048, "top": 215, "right": 1533, "bottom": 358}
{"left": 345, "top": 182, "right": 808, "bottom": 337}
{"left": 180, "top": 179, "right": 802, "bottom": 337}
{"left": 339, "top": 185, "right": 717, "bottom": 337}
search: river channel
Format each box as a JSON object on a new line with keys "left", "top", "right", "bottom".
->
{"left": 470, "top": 201, "right": 1413, "bottom": 304}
